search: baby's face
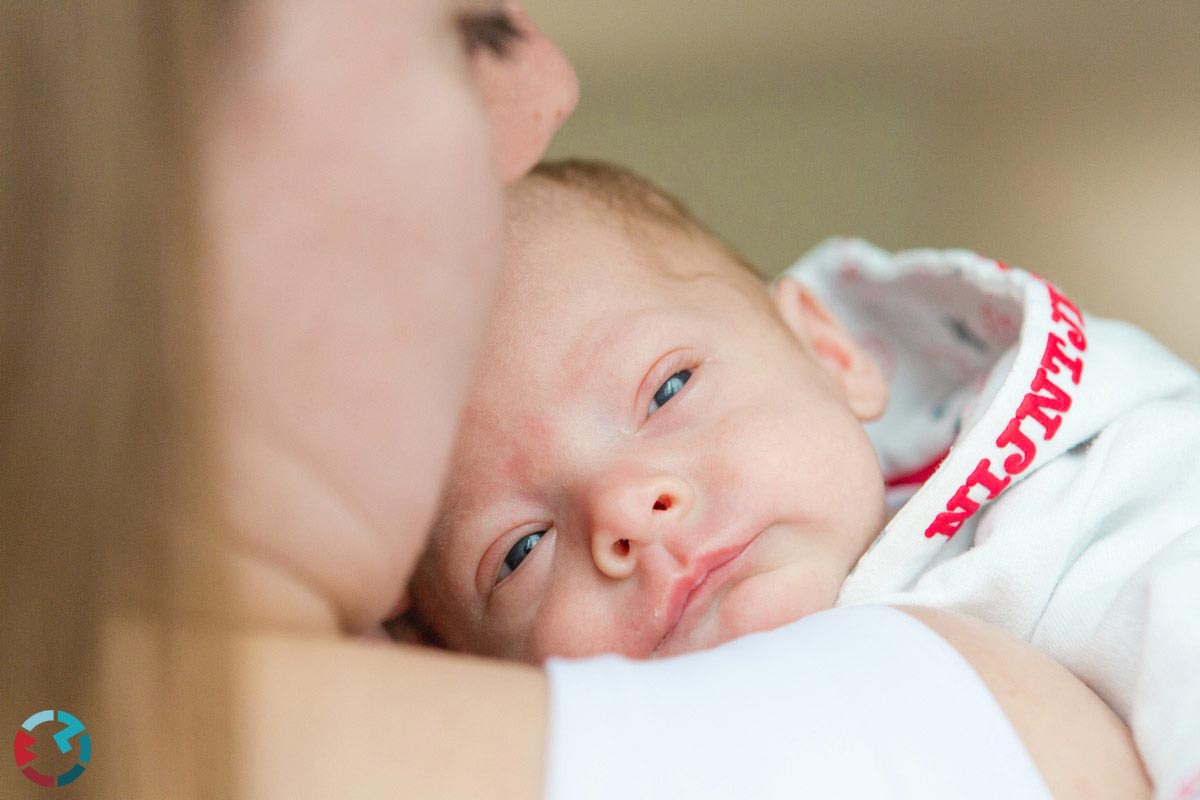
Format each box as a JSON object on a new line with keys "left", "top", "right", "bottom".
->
{"left": 412, "top": 181, "right": 887, "bottom": 661}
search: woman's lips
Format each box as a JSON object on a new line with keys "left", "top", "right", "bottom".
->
{"left": 652, "top": 538, "right": 756, "bottom": 655}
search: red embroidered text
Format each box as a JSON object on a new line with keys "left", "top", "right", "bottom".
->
{"left": 924, "top": 282, "right": 1086, "bottom": 538}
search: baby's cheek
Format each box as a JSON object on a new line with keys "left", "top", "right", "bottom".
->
{"left": 718, "top": 567, "right": 836, "bottom": 644}
{"left": 529, "top": 595, "right": 660, "bottom": 662}
{"left": 693, "top": 412, "right": 773, "bottom": 493}
{"left": 528, "top": 600, "right": 615, "bottom": 662}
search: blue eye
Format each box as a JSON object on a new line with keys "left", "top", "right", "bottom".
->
{"left": 496, "top": 531, "right": 544, "bottom": 584}
{"left": 648, "top": 369, "right": 692, "bottom": 415}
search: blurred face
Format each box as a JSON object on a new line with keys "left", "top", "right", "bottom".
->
{"left": 202, "top": 0, "right": 576, "bottom": 633}
{"left": 413, "top": 180, "right": 888, "bottom": 661}
{"left": 468, "top": 2, "right": 579, "bottom": 181}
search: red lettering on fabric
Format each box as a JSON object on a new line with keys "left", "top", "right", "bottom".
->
{"left": 923, "top": 281, "right": 1086, "bottom": 539}
{"left": 1046, "top": 282, "right": 1086, "bottom": 350}
{"left": 924, "top": 459, "right": 1011, "bottom": 538}
{"left": 1015, "top": 368, "right": 1071, "bottom": 439}
{"left": 1041, "top": 332, "right": 1083, "bottom": 384}
{"left": 967, "top": 458, "right": 1012, "bottom": 496}
{"left": 925, "top": 507, "right": 973, "bottom": 539}
{"left": 995, "top": 417, "right": 1038, "bottom": 474}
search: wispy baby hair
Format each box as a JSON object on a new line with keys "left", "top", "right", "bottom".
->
{"left": 529, "top": 158, "right": 762, "bottom": 277}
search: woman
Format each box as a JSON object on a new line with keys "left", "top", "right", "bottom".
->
{"left": 2, "top": 2, "right": 1146, "bottom": 798}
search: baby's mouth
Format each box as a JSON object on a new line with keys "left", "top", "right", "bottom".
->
{"left": 652, "top": 538, "right": 756, "bottom": 656}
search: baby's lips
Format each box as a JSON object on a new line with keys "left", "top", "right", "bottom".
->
{"left": 652, "top": 540, "right": 756, "bottom": 656}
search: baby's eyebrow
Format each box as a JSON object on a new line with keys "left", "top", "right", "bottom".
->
{"left": 409, "top": 507, "right": 486, "bottom": 636}
{"left": 572, "top": 306, "right": 664, "bottom": 362}
{"left": 562, "top": 315, "right": 627, "bottom": 385}
{"left": 425, "top": 498, "right": 499, "bottom": 605}
{"left": 562, "top": 308, "right": 663, "bottom": 390}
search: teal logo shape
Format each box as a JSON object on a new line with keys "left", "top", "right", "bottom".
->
{"left": 13, "top": 710, "right": 91, "bottom": 787}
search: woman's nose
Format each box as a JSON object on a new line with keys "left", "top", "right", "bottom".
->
{"left": 587, "top": 473, "right": 694, "bottom": 580}
{"left": 471, "top": 2, "right": 580, "bottom": 183}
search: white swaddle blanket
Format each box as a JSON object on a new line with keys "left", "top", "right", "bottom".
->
{"left": 786, "top": 238, "right": 1200, "bottom": 799}
{"left": 546, "top": 605, "right": 1049, "bottom": 799}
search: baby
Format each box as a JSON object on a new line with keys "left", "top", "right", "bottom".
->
{"left": 406, "top": 160, "right": 1200, "bottom": 795}
{"left": 407, "top": 160, "right": 891, "bottom": 661}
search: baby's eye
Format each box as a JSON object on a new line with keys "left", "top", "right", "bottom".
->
{"left": 648, "top": 369, "right": 692, "bottom": 415}
{"left": 496, "top": 531, "right": 544, "bottom": 584}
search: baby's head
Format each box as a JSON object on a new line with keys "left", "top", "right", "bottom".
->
{"left": 408, "top": 160, "right": 888, "bottom": 661}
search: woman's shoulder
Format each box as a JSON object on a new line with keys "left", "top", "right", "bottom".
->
{"left": 900, "top": 606, "right": 1150, "bottom": 800}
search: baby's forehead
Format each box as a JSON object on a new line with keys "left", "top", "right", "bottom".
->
{"left": 492, "top": 181, "right": 773, "bottom": 395}
{"left": 505, "top": 180, "right": 654, "bottom": 276}
{"left": 504, "top": 184, "right": 750, "bottom": 310}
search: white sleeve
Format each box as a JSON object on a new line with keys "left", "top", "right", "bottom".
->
{"left": 1023, "top": 397, "right": 1200, "bottom": 800}
{"left": 544, "top": 605, "right": 1048, "bottom": 800}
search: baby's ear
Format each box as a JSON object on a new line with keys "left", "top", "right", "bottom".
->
{"left": 771, "top": 277, "right": 887, "bottom": 421}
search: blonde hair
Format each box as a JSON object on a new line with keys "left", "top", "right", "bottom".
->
{"left": 530, "top": 159, "right": 763, "bottom": 277}
{"left": 2, "top": 3, "right": 231, "bottom": 797}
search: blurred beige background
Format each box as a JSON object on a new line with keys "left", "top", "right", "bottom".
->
{"left": 526, "top": 1, "right": 1199, "bottom": 364}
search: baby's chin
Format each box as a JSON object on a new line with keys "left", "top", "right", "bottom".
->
{"left": 652, "top": 566, "right": 836, "bottom": 659}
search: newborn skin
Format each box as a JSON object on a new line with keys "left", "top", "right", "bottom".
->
{"left": 410, "top": 163, "right": 888, "bottom": 662}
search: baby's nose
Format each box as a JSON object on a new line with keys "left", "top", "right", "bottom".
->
{"left": 587, "top": 473, "right": 694, "bottom": 580}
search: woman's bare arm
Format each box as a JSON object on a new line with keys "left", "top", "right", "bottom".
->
{"left": 233, "top": 634, "right": 546, "bottom": 799}
{"left": 902, "top": 606, "right": 1150, "bottom": 799}
{"left": 230, "top": 608, "right": 1149, "bottom": 799}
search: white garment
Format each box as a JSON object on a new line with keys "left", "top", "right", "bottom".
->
{"left": 785, "top": 238, "right": 1200, "bottom": 800}
{"left": 545, "top": 605, "right": 1049, "bottom": 800}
